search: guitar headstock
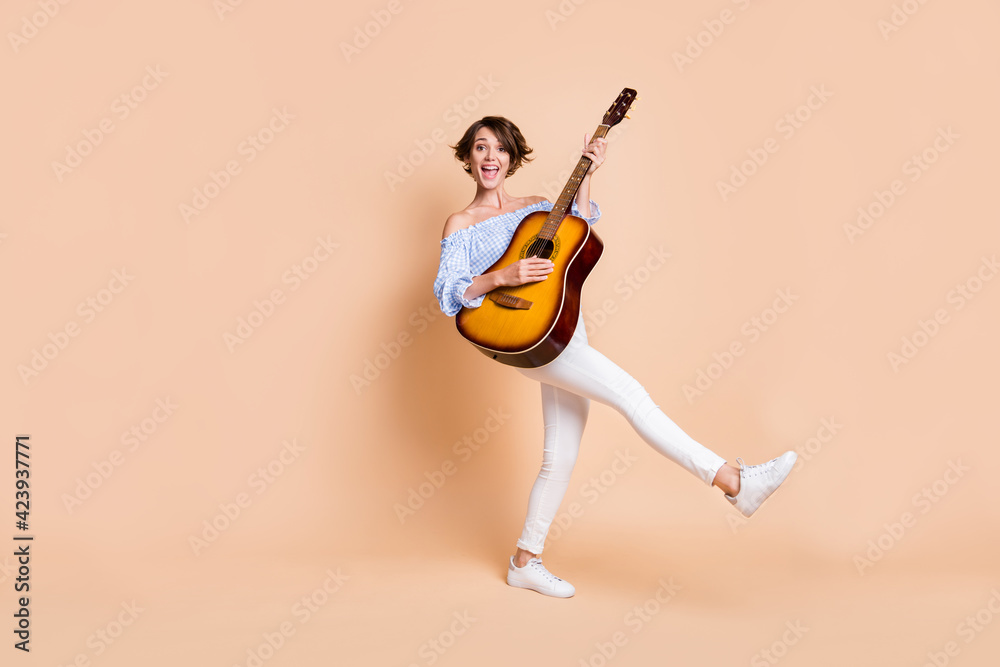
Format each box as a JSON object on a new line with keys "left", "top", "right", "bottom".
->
{"left": 602, "top": 87, "right": 638, "bottom": 127}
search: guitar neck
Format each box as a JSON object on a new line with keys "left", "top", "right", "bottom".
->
{"left": 539, "top": 123, "right": 611, "bottom": 240}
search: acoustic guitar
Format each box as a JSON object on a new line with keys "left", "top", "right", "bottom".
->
{"left": 456, "top": 88, "right": 638, "bottom": 368}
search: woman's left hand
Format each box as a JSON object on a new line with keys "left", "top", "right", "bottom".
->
{"left": 582, "top": 133, "right": 607, "bottom": 175}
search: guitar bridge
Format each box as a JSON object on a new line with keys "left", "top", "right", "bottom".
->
{"left": 489, "top": 291, "right": 533, "bottom": 310}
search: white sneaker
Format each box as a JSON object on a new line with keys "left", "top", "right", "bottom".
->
{"left": 724, "top": 451, "right": 797, "bottom": 517}
{"left": 507, "top": 556, "right": 575, "bottom": 598}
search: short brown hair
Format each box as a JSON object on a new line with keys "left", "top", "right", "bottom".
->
{"left": 451, "top": 116, "right": 534, "bottom": 177}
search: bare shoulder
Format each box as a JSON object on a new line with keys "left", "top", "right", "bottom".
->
{"left": 441, "top": 196, "right": 550, "bottom": 239}
{"left": 442, "top": 210, "right": 474, "bottom": 240}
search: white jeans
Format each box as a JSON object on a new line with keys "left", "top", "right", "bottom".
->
{"left": 513, "top": 312, "right": 728, "bottom": 554}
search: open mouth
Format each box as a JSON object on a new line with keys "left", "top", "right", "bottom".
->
{"left": 481, "top": 165, "right": 499, "bottom": 179}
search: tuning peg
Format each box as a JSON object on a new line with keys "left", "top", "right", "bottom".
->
{"left": 625, "top": 114, "right": 631, "bottom": 119}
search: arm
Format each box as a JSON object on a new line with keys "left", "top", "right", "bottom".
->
{"left": 462, "top": 271, "right": 503, "bottom": 302}
{"left": 575, "top": 132, "right": 608, "bottom": 218}
{"left": 434, "top": 231, "right": 553, "bottom": 316}
{"left": 462, "top": 258, "right": 554, "bottom": 302}
{"left": 570, "top": 197, "right": 602, "bottom": 226}
{"left": 575, "top": 174, "right": 594, "bottom": 219}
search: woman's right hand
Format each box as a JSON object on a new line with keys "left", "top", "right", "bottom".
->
{"left": 497, "top": 257, "right": 554, "bottom": 287}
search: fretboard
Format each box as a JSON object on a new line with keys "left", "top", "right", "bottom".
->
{"left": 538, "top": 124, "right": 610, "bottom": 241}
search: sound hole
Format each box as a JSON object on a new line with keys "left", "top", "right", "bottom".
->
{"left": 529, "top": 239, "right": 554, "bottom": 259}
{"left": 521, "top": 234, "right": 560, "bottom": 261}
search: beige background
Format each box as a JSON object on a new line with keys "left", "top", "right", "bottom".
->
{"left": 3, "top": 0, "right": 999, "bottom": 664}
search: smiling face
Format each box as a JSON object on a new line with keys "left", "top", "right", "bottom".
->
{"left": 468, "top": 127, "right": 510, "bottom": 189}
{"left": 450, "top": 116, "right": 534, "bottom": 184}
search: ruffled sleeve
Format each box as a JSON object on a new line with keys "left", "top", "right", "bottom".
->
{"left": 570, "top": 199, "right": 601, "bottom": 225}
{"left": 433, "top": 231, "right": 487, "bottom": 317}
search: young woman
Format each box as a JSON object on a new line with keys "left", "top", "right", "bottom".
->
{"left": 433, "top": 116, "right": 797, "bottom": 598}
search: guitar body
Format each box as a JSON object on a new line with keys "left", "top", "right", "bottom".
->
{"left": 456, "top": 210, "right": 604, "bottom": 368}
